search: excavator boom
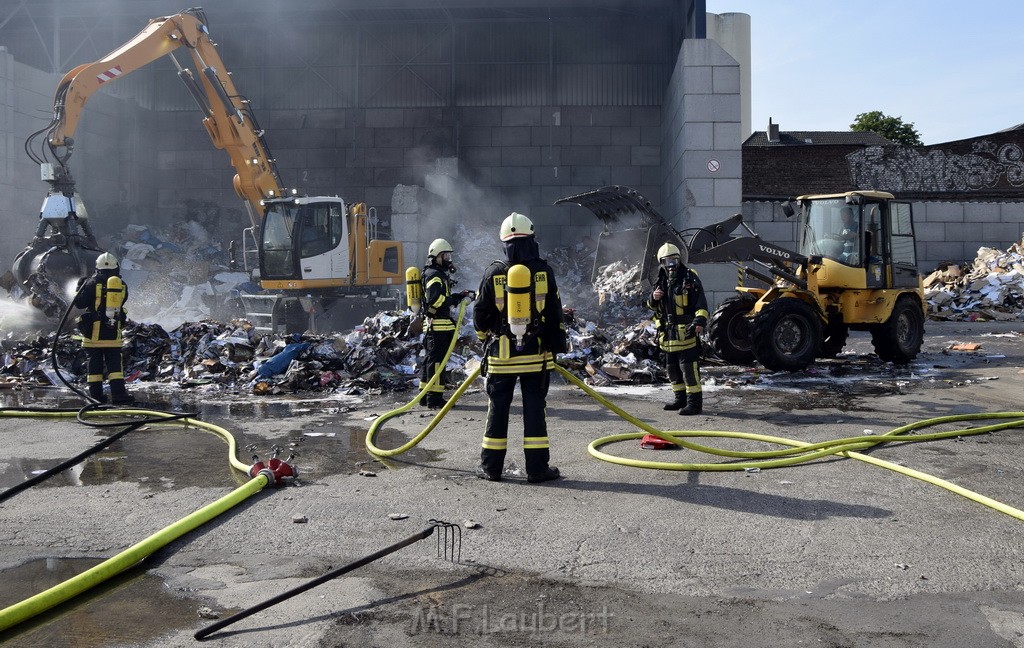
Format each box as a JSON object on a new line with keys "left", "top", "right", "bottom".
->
{"left": 13, "top": 8, "right": 404, "bottom": 331}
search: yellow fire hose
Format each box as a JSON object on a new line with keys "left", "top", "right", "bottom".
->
{"left": 0, "top": 408, "right": 272, "bottom": 633}
{"left": 365, "top": 300, "right": 476, "bottom": 457}
{"left": 366, "top": 318, "right": 1024, "bottom": 523}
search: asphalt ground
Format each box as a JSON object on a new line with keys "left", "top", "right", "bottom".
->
{"left": 1, "top": 320, "right": 1023, "bottom": 647}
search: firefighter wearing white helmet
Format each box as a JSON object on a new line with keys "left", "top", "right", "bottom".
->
{"left": 72, "top": 252, "right": 134, "bottom": 405}
{"left": 647, "top": 240, "right": 708, "bottom": 416}
{"left": 473, "top": 212, "right": 567, "bottom": 484}
{"left": 419, "top": 238, "right": 473, "bottom": 409}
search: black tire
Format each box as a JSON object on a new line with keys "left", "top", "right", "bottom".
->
{"left": 819, "top": 319, "right": 849, "bottom": 358}
{"left": 871, "top": 295, "right": 925, "bottom": 363}
{"left": 707, "top": 295, "right": 756, "bottom": 365}
{"left": 751, "top": 298, "right": 822, "bottom": 372}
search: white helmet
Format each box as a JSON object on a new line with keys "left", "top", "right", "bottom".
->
{"left": 656, "top": 242, "right": 681, "bottom": 262}
{"left": 500, "top": 212, "right": 534, "bottom": 241}
{"left": 428, "top": 238, "right": 453, "bottom": 258}
{"left": 95, "top": 252, "right": 119, "bottom": 270}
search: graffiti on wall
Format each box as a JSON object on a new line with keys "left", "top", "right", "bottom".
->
{"left": 848, "top": 140, "right": 1024, "bottom": 192}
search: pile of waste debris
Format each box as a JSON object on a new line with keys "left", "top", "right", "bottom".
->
{"left": 924, "top": 236, "right": 1024, "bottom": 321}
{"left": 112, "top": 221, "right": 250, "bottom": 329}
{"left": 0, "top": 262, "right": 671, "bottom": 395}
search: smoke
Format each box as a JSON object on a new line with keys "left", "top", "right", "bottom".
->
{"left": 417, "top": 170, "right": 536, "bottom": 293}
{"left": 0, "top": 296, "right": 48, "bottom": 334}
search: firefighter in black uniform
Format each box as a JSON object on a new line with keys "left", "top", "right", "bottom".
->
{"left": 474, "top": 212, "right": 567, "bottom": 483}
{"left": 420, "top": 238, "right": 472, "bottom": 409}
{"left": 73, "top": 252, "right": 134, "bottom": 405}
{"left": 647, "top": 243, "right": 709, "bottom": 415}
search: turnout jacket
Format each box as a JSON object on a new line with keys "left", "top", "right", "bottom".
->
{"left": 474, "top": 257, "right": 567, "bottom": 374}
{"left": 421, "top": 264, "right": 459, "bottom": 332}
{"left": 73, "top": 271, "right": 128, "bottom": 348}
{"left": 646, "top": 265, "right": 709, "bottom": 353}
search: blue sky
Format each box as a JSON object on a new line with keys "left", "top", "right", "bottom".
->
{"left": 705, "top": 1, "right": 1024, "bottom": 144}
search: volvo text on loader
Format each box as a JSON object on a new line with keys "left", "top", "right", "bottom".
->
{"left": 556, "top": 186, "right": 926, "bottom": 372}
{"left": 14, "top": 7, "right": 403, "bottom": 333}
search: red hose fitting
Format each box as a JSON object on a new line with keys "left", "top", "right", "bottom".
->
{"left": 267, "top": 457, "right": 297, "bottom": 484}
{"left": 248, "top": 460, "right": 267, "bottom": 478}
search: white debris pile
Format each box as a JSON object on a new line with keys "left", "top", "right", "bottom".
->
{"left": 110, "top": 222, "right": 248, "bottom": 328}
{"left": 591, "top": 261, "right": 650, "bottom": 325}
{"left": 925, "top": 236, "right": 1024, "bottom": 321}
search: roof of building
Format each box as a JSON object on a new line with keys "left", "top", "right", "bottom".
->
{"left": 744, "top": 130, "right": 892, "bottom": 147}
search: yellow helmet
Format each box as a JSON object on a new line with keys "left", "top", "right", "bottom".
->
{"left": 500, "top": 212, "right": 534, "bottom": 242}
{"left": 95, "top": 252, "right": 119, "bottom": 270}
{"left": 428, "top": 238, "right": 453, "bottom": 258}
{"left": 656, "top": 243, "right": 681, "bottom": 262}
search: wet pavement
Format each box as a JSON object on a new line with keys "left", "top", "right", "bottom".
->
{"left": 0, "top": 320, "right": 1022, "bottom": 647}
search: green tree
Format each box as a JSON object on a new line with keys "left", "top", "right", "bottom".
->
{"left": 850, "top": 111, "right": 923, "bottom": 146}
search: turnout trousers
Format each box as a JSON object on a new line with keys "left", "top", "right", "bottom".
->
{"left": 665, "top": 345, "right": 702, "bottom": 397}
{"left": 86, "top": 347, "right": 128, "bottom": 400}
{"left": 419, "top": 329, "right": 454, "bottom": 394}
{"left": 480, "top": 370, "right": 551, "bottom": 476}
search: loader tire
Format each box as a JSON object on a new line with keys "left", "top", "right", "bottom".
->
{"left": 707, "top": 295, "right": 756, "bottom": 365}
{"left": 871, "top": 295, "right": 924, "bottom": 363}
{"left": 751, "top": 298, "right": 821, "bottom": 372}
{"left": 819, "top": 320, "right": 849, "bottom": 358}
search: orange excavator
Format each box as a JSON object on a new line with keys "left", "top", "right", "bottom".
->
{"left": 15, "top": 7, "right": 403, "bottom": 332}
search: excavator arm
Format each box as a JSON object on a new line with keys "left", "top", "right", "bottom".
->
{"left": 15, "top": 8, "right": 288, "bottom": 317}
{"left": 36, "top": 7, "right": 284, "bottom": 211}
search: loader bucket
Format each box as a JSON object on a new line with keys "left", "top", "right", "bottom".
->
{"left": 593, "top": 222, "right": 686, "bottom": 289}
{"left": 554, "top": 185, "right": 687, "bottom": 290}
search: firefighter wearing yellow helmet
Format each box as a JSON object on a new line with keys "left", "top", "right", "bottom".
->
{"left": 72, "top": 252, "right": 134, "bottom": 405}
{"left": 473, "top": 212, "right": 567, "bottom": 483}
{"left": 647, "top": 241, "right": 708, "bottom": 415}
{"left": 419, "top": 238, "right": 473, "bottom": 408}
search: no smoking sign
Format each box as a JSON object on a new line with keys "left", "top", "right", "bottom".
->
{"left": 707, "top": 158, "right": 721, "bottom": 173}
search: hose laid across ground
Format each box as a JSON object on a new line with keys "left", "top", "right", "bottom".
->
{"left": 366, "top": 342, "right": 1024, "bottom": 523}
{"left": 0, "top": 408, "right": 268, "bottom": 633}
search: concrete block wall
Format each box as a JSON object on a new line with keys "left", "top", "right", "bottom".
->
{"left": 152, "top": 104, "right": 660, "bottom": 258}
{"left": 913, "top": 201, "right": 1024, "bottom": 270}
{"left": 661, "top": 38, "right": 743, "bottom": 308}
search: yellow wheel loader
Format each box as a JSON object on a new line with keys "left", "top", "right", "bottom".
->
{"left": 557, "top": 186, "right": 926, "bottom": 372}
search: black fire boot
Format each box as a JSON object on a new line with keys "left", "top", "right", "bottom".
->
{"left": 476, "top": 464, "right": 502, "bottom": 482}
{"left": 678, "top": 392, "right": 703, "bottom": 416}
{"left": 527, "top": 466, "right": 561, "bottom": 484}
{"left": 88, "top": 383, "right": 107, "bottom": 404}
{"left": 425, "top": 392, "right": 449, "bottom": 409}
{"left": 663, "top": 392, "right": 687, "bottom": 411}
{"left": 110, "top": 379, "right": 134, "bottom": 406}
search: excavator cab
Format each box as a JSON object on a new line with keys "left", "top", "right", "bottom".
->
{"left": 244, "top": 196, "right": 403, "bottom": 334}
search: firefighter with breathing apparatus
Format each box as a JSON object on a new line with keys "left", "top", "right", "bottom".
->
{"left": 473, "top": 212, "right": 567, "bottom": 483}
{"left": 413, "top": 238, "right": 473, "bottom": 409}
{"left": 647, "top": 242, "right": 708, "bottom": 415}
{"left": 72, "top": 252, "right": 134, "bottom": 405}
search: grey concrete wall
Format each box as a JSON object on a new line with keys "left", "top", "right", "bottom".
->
{"left": 661, "top": 38, "right": 743, "bottom": 308}
{"left": 912, "top": 201, "right": 1024, "bottom": 270}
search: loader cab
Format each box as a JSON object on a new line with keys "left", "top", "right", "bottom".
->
{"left": 796, "top": 191, "right": 918, "bottom": 289}
{"left": 259, "top": 197, "right": 351, "bottom": 284}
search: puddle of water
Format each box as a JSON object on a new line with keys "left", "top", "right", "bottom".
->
{"left": 0, "top": 557, "right": 205, "bottom": 647}
{"left": 0, "top": 401, "right": 445, "bottom": 493}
